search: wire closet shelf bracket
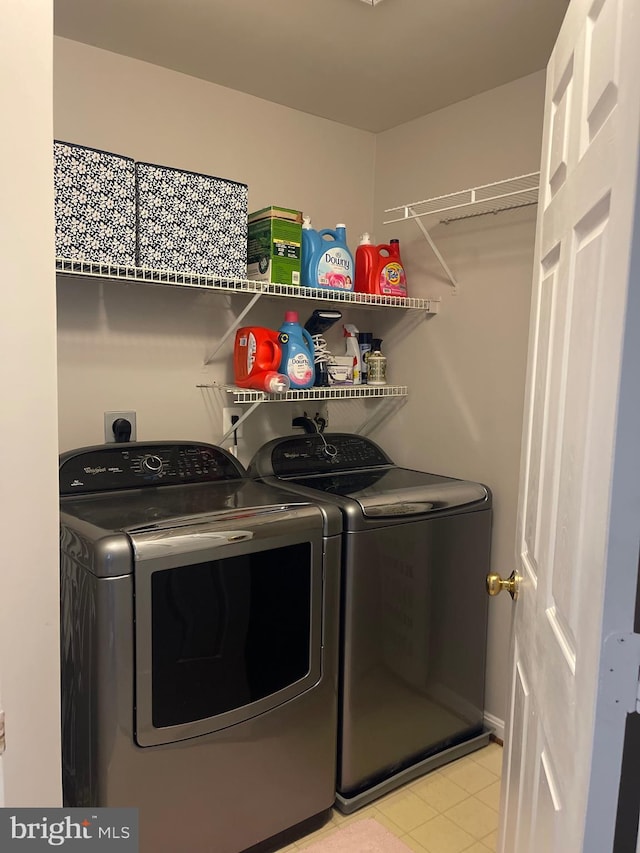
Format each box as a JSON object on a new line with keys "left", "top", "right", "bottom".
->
{"left": 383, "top": 171, "right": 541, "bottom": 292}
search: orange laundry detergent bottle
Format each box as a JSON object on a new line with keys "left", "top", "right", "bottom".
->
{"left": 355, "top": 234, "right": 408, "bottom": 297}
{"left": 233, "top": 327, "right": 290, "bottom": 393}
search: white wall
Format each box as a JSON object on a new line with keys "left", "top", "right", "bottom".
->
{"left": 53, "top": 38, "right": 376, "bottom": 458}
{"left": 373, "top": 71, "right": 546, "bottom": 727}
{"left": 0, "top": 0, "right": 61, "bottom": 805}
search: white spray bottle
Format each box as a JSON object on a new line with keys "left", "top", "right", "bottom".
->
{"left": 343, "top": 324, "right": 362, "bottom": 385}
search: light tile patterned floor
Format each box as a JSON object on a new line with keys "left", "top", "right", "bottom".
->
{"left": 275, "top": 743, "right": 502, "bottom": 853}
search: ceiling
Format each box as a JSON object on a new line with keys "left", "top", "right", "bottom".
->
{"left": 53, "top": 0, "right": 569, "bottom": 133}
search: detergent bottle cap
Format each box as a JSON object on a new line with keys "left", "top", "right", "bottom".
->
{"left": 336, "top": 223, "right": 346, "bottom": 229}
{"left": 284, "top": 310, "right": 299, "bottom": 323}
{"left": 359, "top": 233, "right": 372, "bottom": 245}
{"left": 390, "top": 238, "right": 400, "bottom": 245}
{"left": 302, "top": 216, "right": 312, "bottom": 229}
{"left": 264, "top": 372, "right": 290, "bottom": 394}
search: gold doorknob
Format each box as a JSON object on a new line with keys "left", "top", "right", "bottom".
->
{"left": 486, "top": 570, "right": 520, "bottom": 601}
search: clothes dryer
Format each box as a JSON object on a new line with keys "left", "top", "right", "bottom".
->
{"left": 59, "top": 441, "right": 341, "bottom": 853}
{"left": 249, "top": 433, "right": 492, "bottom": 813}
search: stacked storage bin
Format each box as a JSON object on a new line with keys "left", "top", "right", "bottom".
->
{"left": 135, "top": 162, "right": 247, "bottom": 278}
{"left": 54, "top": 141, "right": 248, "bottom": 278}
{"left": 53, "top": 141, "right": 137, "bottom": 267}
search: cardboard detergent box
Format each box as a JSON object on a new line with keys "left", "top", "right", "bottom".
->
{"left": 247, "top": 206, "right": 302, "bottom": 285}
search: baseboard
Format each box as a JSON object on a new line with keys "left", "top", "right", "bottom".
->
{"left": 484, "top": 712, "right": 505, "bottom": 744}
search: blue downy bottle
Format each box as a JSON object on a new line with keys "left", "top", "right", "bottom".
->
{"left": 278, "top": 310, "right": 315, "bottom": 389}
{"left": 301, "top": 218, "right": 355, "bottom": 291}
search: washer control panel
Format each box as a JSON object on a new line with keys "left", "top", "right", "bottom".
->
{"left": 255, "top": 433, "right": 393, "bottom": 477}
{"left": 59, "top": 442, "right": 245, "bottom": 494}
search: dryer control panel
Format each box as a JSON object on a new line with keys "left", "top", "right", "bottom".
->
{"left": 59, "top": 442, "right": 245, "bottom": 494}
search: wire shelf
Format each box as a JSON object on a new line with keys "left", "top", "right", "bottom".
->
{"left": 383, "top": 172, "right": 540, "bottom": 226}
{"left": 55, "top": 258, "right": 439, "bottom": 312}
{"left": 201, "top": 384, "right": 409, "bottom": 403}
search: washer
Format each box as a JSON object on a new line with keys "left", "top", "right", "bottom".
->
{"left": 249, "top": 432, "right": 493, "bottom": 813}
{"left": 59, "top": 441, "right": 342, "bottom": 853}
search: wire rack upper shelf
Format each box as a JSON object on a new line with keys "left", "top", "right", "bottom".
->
{"left": 383, "top": 172, "right": 540, "bottom": 226}
{"left": 55, "top": 258, "right": 439, "bottom": 312}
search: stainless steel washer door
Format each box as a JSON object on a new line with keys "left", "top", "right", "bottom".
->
{"left": 131, "top": 505, "right": 326, "bottom": 746}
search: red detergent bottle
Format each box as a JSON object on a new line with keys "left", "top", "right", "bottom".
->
{"left": 354, "top": 233, "right": 377, "bottom": 293}
{"left": 355, "top": 235, "right": 408, "bottom": 297}
{"left": 233, "top": 327, "right": 290, "bottom": 393}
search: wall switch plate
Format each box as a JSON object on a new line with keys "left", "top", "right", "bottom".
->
{"left": 222, "top": 407, "right": 243, "bottom": 439}
{"left": 104, "top": 411, "right": 137, "bottom": 443}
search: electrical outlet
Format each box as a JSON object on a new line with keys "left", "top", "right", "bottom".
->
{"left": 104, "top": 411, "right": 137, "bottom": 443}
{"left": 222, "top": 407, "right": 243, "bottom": 439}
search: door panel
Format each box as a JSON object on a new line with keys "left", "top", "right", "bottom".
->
{"left": 552, "top": 196, "right": 611, "bottom": 646}
{"left": 532, "top": 749, "right": 562, "bottom": 850}
{"left": 522, "top": 252, "right": 559, "bottom": 571}
{"left": 548, "top": 59, "right": 572, "bottom": 197}
{"left": 584, "top": 0, "right": 619, "bottom": 143}
{"left": 502, "top": 654, "right": 531, "bottom": 853}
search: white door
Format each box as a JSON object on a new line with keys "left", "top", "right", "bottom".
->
{"left": 499, "top": 0, "right": 640, "bottom": 850}
{"left": 0, "top": 705, "right": 4, "bottom": 806}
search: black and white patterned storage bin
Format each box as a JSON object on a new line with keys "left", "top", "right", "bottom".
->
{"left": 54, "top": 141, "right": 137, "bottom": 266}
{"left": 135, "top": 162, "right": 248, "bottom": 277}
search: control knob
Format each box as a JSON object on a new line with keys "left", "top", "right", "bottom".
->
{"left": 141, "top": 454, "right": 163, "bottom": 475}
